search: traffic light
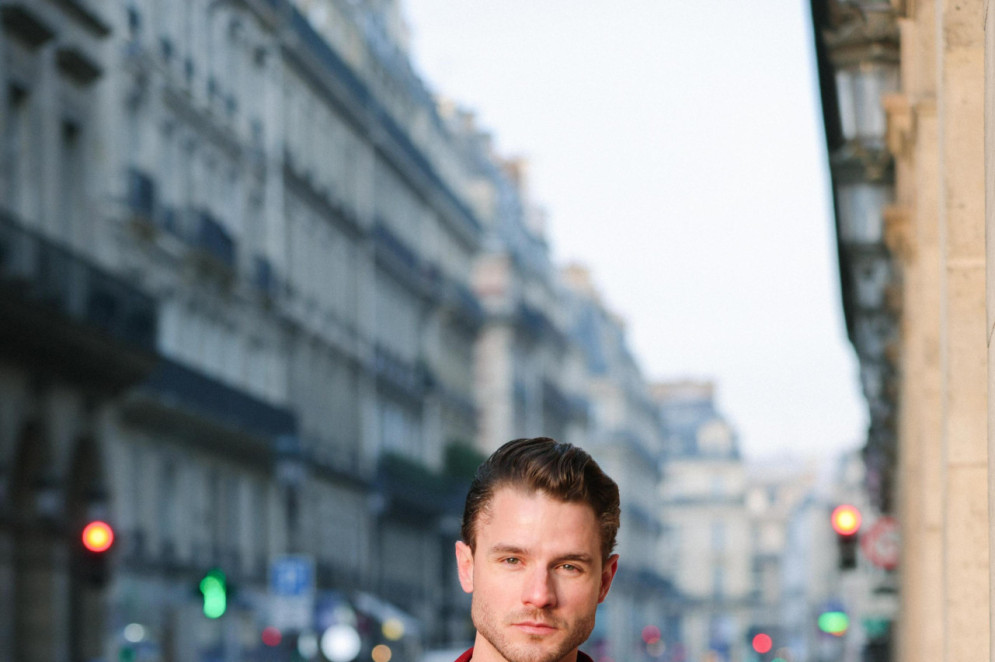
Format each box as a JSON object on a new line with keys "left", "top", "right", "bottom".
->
{"left": 199, "top": 568, "right": 228, "bottom": 618}
{"left": 818, "top": 610, "right": 850, "bottom": 636}
{"left": 82, "top": 520, "right": 115, "bottom": 552}
{"left": 751, "top": 632, "right": 773, "bottom": 654}
{"left": 831, "top": 504, "right": 861, "bottom": 569}
{"left": 747, "top": 626, "right": 776, "bottom": 661}
{"left": 77, "top": 519, "right": 115, "bottom": 585}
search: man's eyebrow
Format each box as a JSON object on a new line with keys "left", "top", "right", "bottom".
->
{"left": 552, "top": 553, "right": 595, "bottom": 565}
{"left": 487, "top": 544, "right": 528, "bottom": 556}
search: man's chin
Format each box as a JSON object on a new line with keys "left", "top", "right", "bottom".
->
{"left": 492, "top": 637, "right": 572, "bottom": 662}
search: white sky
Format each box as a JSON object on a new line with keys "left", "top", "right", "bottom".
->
{"left": 401, "top": 0, "right": 867, "bottom": 460}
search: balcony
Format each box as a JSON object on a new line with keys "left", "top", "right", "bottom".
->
{"left": 126, "top": 167, "right": 156, "bottom": 221}
{"left": 372, "top": 221, "right": 422, "bottom": 290}
{"left": 0, "top": 209, "right": 157, "bottom": 390}
{"left": 517, "top": 302, "right": 560, "bottom": 342}
{"left": 125, "top": 168, "right": 185, "bottom": 239}
{"left": 252, "top": 254, "right": 278, "bottom": 300}
{"left": 1, "top": 3, "right": 55, "bottom": 48}
{"left": 125, "top": 357, "right": 297, "bottom": 461}
{"left": 191, "top": 210, "right": 236, "bottom": 269}
{"left": 373, "top": 344, "right": 431, "bottom": 401}
{"left": 126, "top": 358, "right": 297, "bottom": 447}
{"left": 375, "top": 452, "right": 463, "bottom": 519}
{"left": 441, "top": 277, "right": 484, "bottom": 330}
{"left": 56, "top": 45, "right": 102, "bottom": 85}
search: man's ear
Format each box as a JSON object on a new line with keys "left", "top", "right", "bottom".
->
{"left": 455, "top": 540, "right": 475, "bottom": 594}
{"left": 597, "top": 554, "right": 619, "bottom": 603}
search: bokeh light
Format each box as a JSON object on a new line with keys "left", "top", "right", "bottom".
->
{"left": 752, "top": 633, "right": 773, "bottom": 654}
{"left": 298, "top": 631, "right": 319, "bottom": 659}
{"left": 818, "top": 610, "right": 850, "bottom": 636}
{"left": 333, "top": 604, "right": 358, "bottom": 626}
{"left": 382, "top": 617, "right": 405, "bottom": 641}
{"left": 82, "top": 521, "right": 114, "bottom": 552}
{"left": 831, "top": 504, "right": 861, "bottom": 536}
{"left": 646, "top": 640, "right": 666, "bottom": 657}
{"left": 321, "top": 624, "right": 362, "bottom": 662}
{"left": 122, "top": 623, "right": 146, "bottom": 643}
{"left": 261, "top": 627, "right": 282, "bottom": 647}
{"left": 371, "top": 644, "right": 392, "bottom": 662}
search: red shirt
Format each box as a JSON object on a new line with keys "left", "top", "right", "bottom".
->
{"left": 454, "top": 648, "right": 595, "bottom": 662}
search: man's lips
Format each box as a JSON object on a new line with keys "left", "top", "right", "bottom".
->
{"left": 512, "top": 621, "right": 558, "bottom": 635}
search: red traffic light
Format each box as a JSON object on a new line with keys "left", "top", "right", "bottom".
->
{"left": 752, "top": 633, "right": 773, "bottom": 654}
{"left": 261, "top": 627, "right": 282, "bottom": 647}
{"left": 831, "top": 505, "right": 861, "bottom": 536}
{"left": 82, "top": 520, "right": 114, "bottom": 552}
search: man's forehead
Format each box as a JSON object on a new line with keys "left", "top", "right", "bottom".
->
{"left": 477, "top": 486, "right": 599, "bottom": 534}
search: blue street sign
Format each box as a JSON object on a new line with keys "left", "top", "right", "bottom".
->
{"left": 271, "top": 555, "right": 314, "bottom": 597}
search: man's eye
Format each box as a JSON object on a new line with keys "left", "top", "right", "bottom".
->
{"left": 502, "top": 557, "right": 521, "bottom": 565}
{"left": 560, "top": 563, "right": 580, "bottom": 572}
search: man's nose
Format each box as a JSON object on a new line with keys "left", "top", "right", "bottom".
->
{"left": 522, "top": 567, "right": 557, "bottom": 609}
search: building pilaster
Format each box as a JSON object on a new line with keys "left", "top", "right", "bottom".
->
{"left": 937, "top": 1, "right": 989, "bottom": 660}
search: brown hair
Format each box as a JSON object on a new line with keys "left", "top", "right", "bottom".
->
{"left": 460, "top": 437, "right": 621, "bottom": 562}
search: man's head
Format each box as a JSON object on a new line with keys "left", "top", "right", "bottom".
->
{"left": 461, "top": 437, "right": 621, "bottom": 562}
{"left": 455, "top": 437, "right": 621, "bottom": 662}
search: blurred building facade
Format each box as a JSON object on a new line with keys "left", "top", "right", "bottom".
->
{"left": 655, "top": 380, "right": 848, "bottom": 662}
{"left": 0, "top": 0, "right": 674, "bottom": 660}
{"left": 745, "top": 460, "right": 838, "bottom": 662}
{"left": 468, "top": 142, "right": 584, "bottom": 455}
{"left": 0, "top": 0, "right": 491, "bottom": 658}
{"left": 0, "top": 0, "right": 883, "bottom": 660}
{"left": 777, "top": 482, "right": 841, "bottom": 662}
{"left": 560, "top": 265, "right": 670, "bottom": 662}
{"left": 654, "top": 381, "right": 752, "bottom": 662}
{"left": 810, "top": 0, "right": 989, "bottom": 660}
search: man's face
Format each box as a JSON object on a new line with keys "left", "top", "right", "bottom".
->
{"left": 455, "top": 487, "right": 618, "bottom": 662}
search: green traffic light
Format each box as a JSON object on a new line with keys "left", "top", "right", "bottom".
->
{"left": 200, "top": 569, "right": 227, "bottom": 618}
{"left": 818, "top": 610, "right": 849, "bottom": 635}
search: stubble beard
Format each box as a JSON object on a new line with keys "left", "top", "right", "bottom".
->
{"left": 471, "top": 602, "right": 596, "bottom": 662}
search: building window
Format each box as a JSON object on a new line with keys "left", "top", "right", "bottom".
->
{"left": 205, "top": 467, "right": 221, "bottom": 561}
{"left": 4, "top": 85, "right": 33, "bottom": 219}
{"left": 712, "top": 565, "right": 724, "bottom": 599}
{"left": 250, "top": 478, "right": 269, "bottom": 573}
{"left": 223, "top": 474, "right": 241, "bottom": 567}
{"left": 59, "top": 119, "right": 83, "bottom": 241}
{"left": 711, "top": 521, "right": 725, "bottom": 552}
{"left": 158, "top": 459, "right": 177, "bottom": 555}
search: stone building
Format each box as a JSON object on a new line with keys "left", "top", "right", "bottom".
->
{"left": 469, "top": 148, "right": 584, "bottom": 455}
{"left": 0, "top": 0, "right": 492, "bottom": 658}
{"left": 0, "top": 0, "right": 692, "bottom": 659}
{"left": 653, "top": 380, "right": 752, "bottom": 662}
{"left": 744, "top": 459, "right": 835, "bottom": 662}
{"left": 560, "top": 265, "right": 670, "bottom": 662}
{"left": 810, "top": 0, "right": 990, "bottom": 660}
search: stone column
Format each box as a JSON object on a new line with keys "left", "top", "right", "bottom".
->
{"left": 986, "top": 1, "right": 995, "bottom": 658}
{"left": 937, "top": 1, "right": 989, "bottom": 661}
{"left": 887, "top": 4, "right": 943, "bottom": 659}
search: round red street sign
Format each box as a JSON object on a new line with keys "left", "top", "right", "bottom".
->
{"left": 861, "top": 516, "right": 900, "bottom": 569}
